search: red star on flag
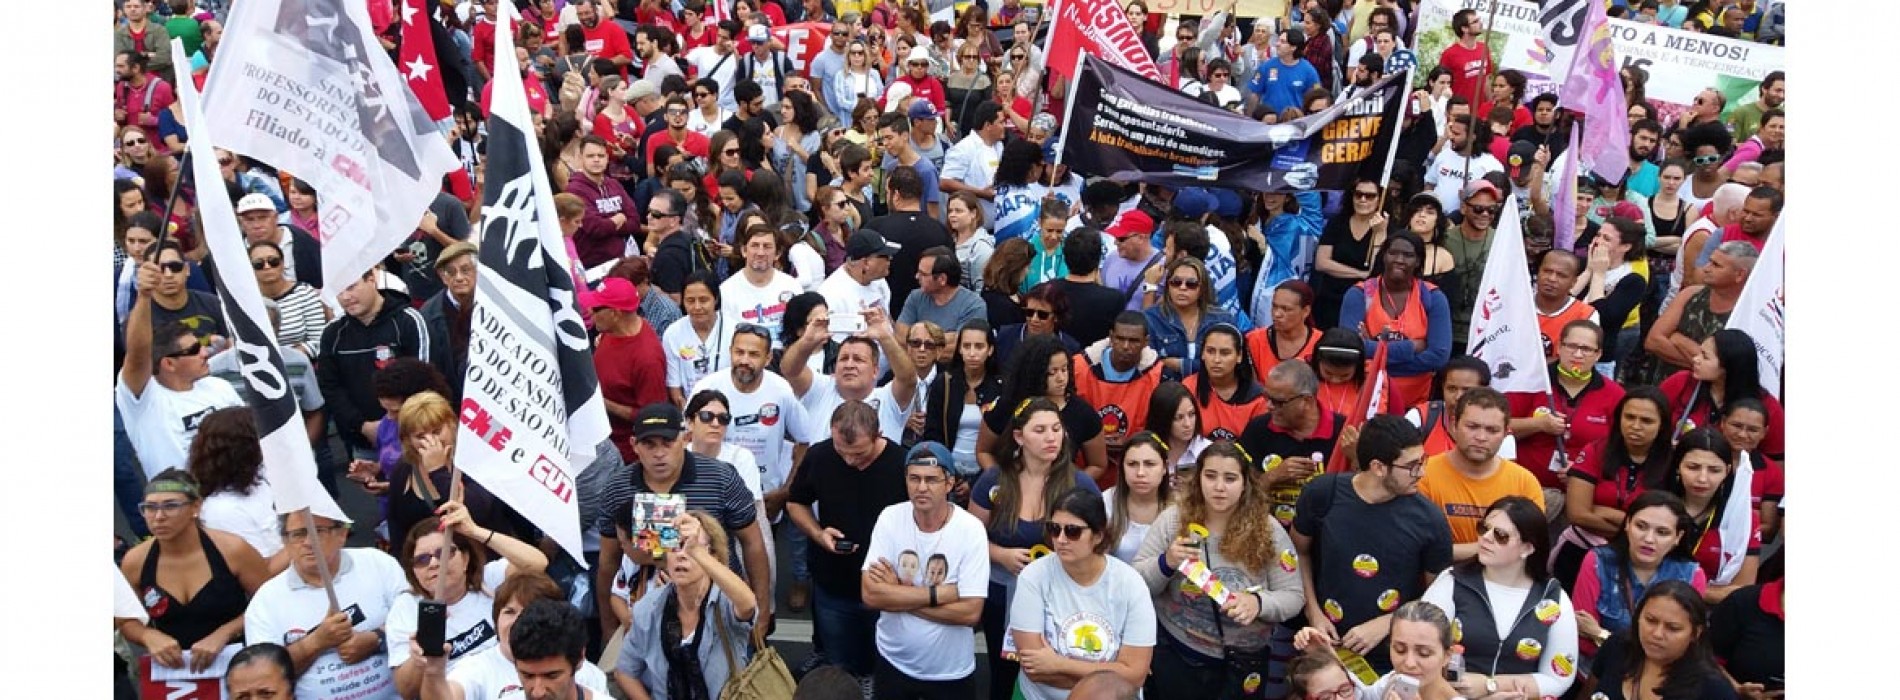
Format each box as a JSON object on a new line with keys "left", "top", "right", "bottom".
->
{"left": 399, "top": 0, "right": 451, "bottom": 120}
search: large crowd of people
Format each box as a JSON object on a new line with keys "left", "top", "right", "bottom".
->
{"left": 110, "top": 0, "right": 1786, "bottom": 698}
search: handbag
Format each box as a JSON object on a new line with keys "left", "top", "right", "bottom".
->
{"left": 1207, "top": 577, "right": 1273, "bottom": 700}
{"left": 711, "top": 598, "right": 796, "bottom": 700}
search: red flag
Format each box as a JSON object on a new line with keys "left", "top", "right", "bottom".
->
{"left": 1328, "top": 339, "right": 1394, "bottom": 472}
{"left": 400, "top": 0, "right": 452, "bottom": 120}
{"left": 709, "top": 0, "right": 732, "bottom": 26}
{"left": 1042, "top": 0, "right": 1161, "bottom": 84}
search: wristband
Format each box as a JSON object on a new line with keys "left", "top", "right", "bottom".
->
{"left": 484, "top": 529, "right": 496, "bottom": 547}
{"left": 928, "top": 584, "right": 939, "bottom": 607}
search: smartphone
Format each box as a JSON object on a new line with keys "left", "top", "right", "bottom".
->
{"left": 417, "top": 600, "right": 448, "bottom": 657}
{"left": 1388, "top": 674, "right": 1421, "bottom": 700}
{"left": 833, "top": 538, "right": 858, "bottom": 553}
{"left": 829, "top": 311, "right": 867, "bottom": 334}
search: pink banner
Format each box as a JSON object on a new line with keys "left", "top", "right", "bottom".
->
{"left": 1044, "top": 0, "right": 1161, "bottom": 83}
{"left": 1557, "top": 0, "right": 1628, "bottom": 183}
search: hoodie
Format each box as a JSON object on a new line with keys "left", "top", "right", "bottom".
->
{"left": 564, "top": 170, "right": 641, "bottom": 269}
{"left": 316, "top": 288, "right": 435, "bottom": 451}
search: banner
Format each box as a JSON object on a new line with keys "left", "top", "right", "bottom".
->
{"left": 1412, "top": 0, "right": 1784, "bottom": 126}
{"left": 1148, "top": 0, "right": 1286, "bottom": 18}
{"left": 458, "top": 5, "right": 612, "bottom": 566}
{"left": 1554, "top": 0, "right": 1627, "bottom": 183}
{"left": 1551, "top": 127, "right": 1581, "bottom": 253}
{"left": 767, "top": 22, "right": 830, "bottom": 78}
{"left": 174, "top": 39, "right": 350, "bottom": 524}
{"left": 1464, "top": 196, "right": 1552, "bottom": 396}
{"left": 399, "top": 0, "right": 452, "bottom": 121}
{"left": 202, "top": 0, "right": 460, "bottom": 296}
{"left": 1060, "top": 55, "right": 1405, "bottom": 191}
{"left": 1043, "top": 0, "right": 1161, "bottom": 84}
{"left": 1726, "top": 216, "right": 1784, "bottom": 399}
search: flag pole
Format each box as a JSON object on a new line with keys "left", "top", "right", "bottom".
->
{"left": 303, "top": 508, "right": 342, "bottom": 612}
{"left": 1050, "top": 49, "right": 1087, "bottom": 186}
{"left": 1375, "top": 61, "right": 1415, "bottom": 214}
{"left": 152, "top": 153, "right": 195, "bottom": 250}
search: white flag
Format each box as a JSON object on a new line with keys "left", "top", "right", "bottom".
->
{"left": 1465, "top": 197, "right": 1553, "bottom": 396}
{"left": 1725, "top": 216, "right": 1785, "bottom": 398}
{"left": 456, "top": 3, "right": 611, "bottom": 565}
{"left": 201, "top": 0, "right": 458, "bottom": 297}
{"left": 1714, "top": 452, "right": 1757, "bottom": 585}
{"left": 174, "top": 39, "right": 348, "bottom": 523}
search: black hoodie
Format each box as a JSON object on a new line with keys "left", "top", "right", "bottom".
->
{"left": 316, "top": 288, "right": 435, "bottom": 451}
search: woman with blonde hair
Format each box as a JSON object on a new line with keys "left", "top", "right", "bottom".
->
{"left": 387, "top": 391, "right": 530, "bottom": 549}
{"left": 1135, "top": 441, "right": 1305, "bottom": 698}
{"left": 615, "top": 510, "right": 761, "bottom": 700}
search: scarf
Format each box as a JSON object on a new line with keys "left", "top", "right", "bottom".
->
{"left": 661, "top": 586, "right": 713, "bottom": 700}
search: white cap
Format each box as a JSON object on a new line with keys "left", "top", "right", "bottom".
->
{"left": 883, "top": 81, "right": 913, "bottom": 113}
{"left": 747, "top": 24, "right": 770, "bottom": 43}
{"left": 905, "top": 46, "right": 932, "bottom": 65}
{"left": 236, "top": 193, "right": 276, "bottom": 214}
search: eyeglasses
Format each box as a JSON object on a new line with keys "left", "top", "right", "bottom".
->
{"left": 251, "top": 256, "right": 283, "bottom": 270}
{"left": 138, "top": 500, "right": 191, "bottom": 516}
{"left": 1477, "top": 521, "right": 1515, "bottom": 545}
{"left": 1388, "top": 457, "right": 1425, "bottom": 475}
{"left": 413, "top": 548, "right": 460, "bottom": 568}
{"left": 1561, "top": 342, "right": 1600, "bottom": 355}
{"left": 1024, "top": 308, "right": 1054, "bottom": 320}
{"left": 1352, "top": 190, "right": 1380, "bottom": 200}
{"left": 906, "top": 473, "right": 948, "bottom": 486}
{"left": 1306, "top": 681, "right": 1358, "bottom": 700}
{"left": 1043, "top": 521, "right": 1090, "bottom": 541}
{"left": 159, "top": 260, "right": 188, "bottom": 274}
{"left": 694, "top": 410, "right": 732, "bottom": 425}
{"left": 907, "top": 339, "right": 942, "bottom": 349}
{"left": 1466, "top": 204, "right": 1503, "bottom": 217}
{"left": 1168, "top": 277, "right": 1201, "bottom": 289}
{"left": 1692, "top": 153, "right": 1722, "bottom": 166}
{"left": 282, "top": 524, "right": 347, "bottom": 542}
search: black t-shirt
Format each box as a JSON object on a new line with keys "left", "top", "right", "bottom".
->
{"left": 1050, "top": 279, "right": 1124, "bottom": 349}
{"left": 651, "top": 233, "right": 703, "bottom": 295}
{"left": 151, "top": 291, "right": 229, "bottom": 341}
{"left": 1291, "top": 473, "right": 1453, "bottom": 675}
{"left": 867, "top": 210, "right": 954, "bottom": 313}
{"left": 787, "top": 438, "right": 910, "bottom": 597}
{"left": 392, "top": 192, "right": 473, "bottom": 302}
{"left": 1708, "top": 583, "right": 1783, "bottom": 686}
{"left": 1238, "top": 412, "right": 1344, "bottom": 472}
{"left": 1590, "top": 634, "right": 1742, "bottom": 700}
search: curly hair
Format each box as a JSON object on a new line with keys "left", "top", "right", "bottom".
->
{"left": 1174, "top": 441, "right": 1277, "bottom": 571}
{"left": 188, "top": 407, "right": 264, "bottom": 497}
{"left": 373, "top": 358, "right": 452, "bottom": 402}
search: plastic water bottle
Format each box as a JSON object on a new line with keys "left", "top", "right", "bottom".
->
{"left": 1446, "top": 644, "right": 1466, "bottom": 682}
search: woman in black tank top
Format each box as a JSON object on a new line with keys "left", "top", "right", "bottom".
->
{"left": 117, "top": 469, "right": 270, "bottom": 672}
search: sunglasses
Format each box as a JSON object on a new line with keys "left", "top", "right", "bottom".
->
{"left": 1168, "top": 277, "right": 1201, "bottom": 289}
{"left": 251, "top": 257, "right": 283, "bottom": 270}
{"left": 1043, "top": 521, "right": 1090, "bottom": 541}
{"left": 162, "top": 343, "right": 204, "bottom": 359}
{"left": 159, "top": 260, "right": 188, "bottom": 274}
{"left": 646, "top": 209, "right": 679, "bottom": 219}
{"left": 124, "top": 138, "right": 147, "bottom": 146}
{"left": 1352, "top": 190, "right": 1380, "bottom": 200}
{"left": 413, "top": 548, "right": 459, "bottom": 568}
{"left": 695, "top": 410, "right": 732, "bottom": 425}
{"left": 1024, "top": 308, "right": 1054, "bottom": 320}
{"left": 1692, "top": 153, "right": 1722, "bottom": 166}
{"left": 1477, "top": 521, "right": 1514, "bottom": 545}
{"left": 1466, "top": 204, "right": 1503, "bottom": 216}
{"left": 217, "top": 157, "right": 235, "bottom": 166}
{"left": 695, "top": 91, "right": 712, "bottom": 98}
{"left": 723, "top": 148, "right": 740, "bottom": 155}
{"left": 907, "top": 339, "right": 942, "bottom": 349}
{"left": 850, "top": 49, "right": 865, "bottom": 55}
{"left": 1011, "top": 54, "right": 1026, "bottom": 60}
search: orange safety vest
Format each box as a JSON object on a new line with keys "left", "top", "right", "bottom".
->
{"left": 1247, "top": 326, "right": 1321, "bottom": 385}
{"left": 1071, "top": 352, "right": 1165, "bottom": 488}
{"left": 1536, "top": 298, "right": 1598, "bottom": 361}
{"left": 1358, "top": 278, "right": 1437, "bottom": 408}
{"left": 1184, "top": 373, "right": 1269, "bottom": 442}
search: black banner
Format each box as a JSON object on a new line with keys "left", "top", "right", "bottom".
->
{"left": 1061, "top": 55, "right": 1407, "bottom": 192}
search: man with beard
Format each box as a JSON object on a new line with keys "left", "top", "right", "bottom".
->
{"left": 575, "top": 0, "right": 634, "bottom": 80}
{"left": 1426, "top": 114, "right": 1503, "bottom": 217}
{"left": 782, "top": 305, "right": 918, "bottom": 444}
{"left": 1726, "top": 71, "right": 1784, "bottom": 143}
{"left": 1286, "top": 415, "right": 1451, "bottom": 676}
{"left": 1420, "top": 387, "right": 1546, "bottom": 560}
{"left": 1510, "top": 93, "right": 1569, "bottom": 159}
{"left": 1624, "top": 119, "right": 1665, "bottom": 197}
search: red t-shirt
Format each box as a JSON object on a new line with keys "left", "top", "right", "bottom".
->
{"left": 583, "top": 20, "right": 636, "bottom": 80}
{"left": 892, "top": 74, "right": 947, "bottom": 113}
{"left": 1566, "top": 439, "right": 1655, "bottom": 514}
{"left": 680, "top": 24, "right": 717, "bottom": 53}
{"left": 1749, "top": 453, "right": 1784, "bottom": 509}
{"left": 1438, "top": 42, "right": 1491, "bottom": 104}
{"left": 479, "top": 74, "right": 551, "bottom": 117}
{"left": 1508, "top": 374, "right": 1625, "bottom": 489}
{"left": 646, "top": 129, "right": 711, "bottom": 169}
{"left": 1657, "top": 370, "right": 1785, "bottom": 457}
{"left": 596, "top": 326, "right": 671, "bottom": 461}
{"left": 472, "top": 19, "right": 497, "bottom": 72}
{"left": 1687, "top": 507, "right": 1761, "bottom": 583}
{"left": 637, "top": 6, "right": 686, "bottom": 36}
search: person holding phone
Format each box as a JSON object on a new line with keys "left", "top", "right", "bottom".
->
{"left": 387, "top": 502, "right": 550, "bottom": 699}
{"left": 612, "top": 512, "right": 761, "bottom": 700}
{"left": 787, "top": 401, "right": 914, "bottom": 684}
{"left": 1293, "top": 600, "right": 1529, "bottom": 700}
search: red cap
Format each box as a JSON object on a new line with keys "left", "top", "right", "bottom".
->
{"left": 1106, "top": 210, "right": 1156, "bottom": 239}
{"left": 577, "top": 277, "right": 641, "bottom": 313}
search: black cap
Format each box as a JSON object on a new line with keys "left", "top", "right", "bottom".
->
{"left": 846, "top": 228, "right": 901, "bottom": 260}
{"left": 632, "top": 403, "right": 685, "bottom": 441}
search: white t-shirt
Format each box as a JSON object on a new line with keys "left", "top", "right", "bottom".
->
{"left": 719, "top": 271, "right": 804, "bottom": 351}
{"left": 864, "top": 502, "right": 991, "bottom": 681}
{"left": 1007, "top": 555, "right": 1158, "bottom": 700}
{"left": 941, "top": 134, "right": 1002, "bottom": 222}
{"left": 1425, "top": 148, "right": 1505, "bottom": 216}
{"left": 662, "top": 315, "right": 736, "bottom": 393}
{"left": 385, "top": 589, "right": 500, "bottom": 668}
{"left": 686, "top": 46, "right": 741, "bottom": 111}
{"left": 799, "top": 373, "right": 910, "bottom": 443}
{"left": 715, "top": 443, "right": 765, "bottom": 501}
{"left": 447, "top": 644, "right": 611, "bottom": 700}
{"left": 244, "top": 549, "right": 408, "bottom": 700}
{"left": 116, "top": 376, "right": 244, "bottom": 479}
{"left": 1100, "top": 488, "right": 1153, "bottom": 564}
{"left": 201, "top": 483, "right": 283, "bottom": 559}
{"left": 789, "top": 241, "right": 827, "bottom": 292}
{"left": 816, "top": 268, "right": 893, "bottom": 325}
{"left": 692, "top": 370, "right": 819, "bottom": 493}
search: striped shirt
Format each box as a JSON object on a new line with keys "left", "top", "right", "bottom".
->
{"left": 269, "top": 282, "right": 329, "bottom": 353}
{"left": 594, "top": 450, "right": 758, "bottom": 540}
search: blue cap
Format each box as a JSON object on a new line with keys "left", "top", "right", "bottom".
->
{"left": 905, "top": 441, "right": 957, "bottom": 474}
{"left": 1172, "top": 187, "right": 1218, "bottom": 219}
{"left": 1211, "top": 189, "right": 1244, "bottom": 219}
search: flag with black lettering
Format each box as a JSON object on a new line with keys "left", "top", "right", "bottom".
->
{"left": 202, "top": 0, "right": 459, "bottom": 296}
{"left": 457, "top": 4, "right": 610, "bottom": 565}
{"left": 174, "top": 39, "right": 347, "bottom": 523}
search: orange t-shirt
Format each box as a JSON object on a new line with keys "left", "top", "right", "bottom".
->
{"left": 1247, "top": 326, "right": 1321, "bottom": 385}
{"left": 1535, "top": 298, "right": 1599, "bottom": 362}
{"left": 1183, "top": 373, "right": 1269, "bottom": 442}
{"left": 1417, "top": 453, "right": 1548, "bottom": 544}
